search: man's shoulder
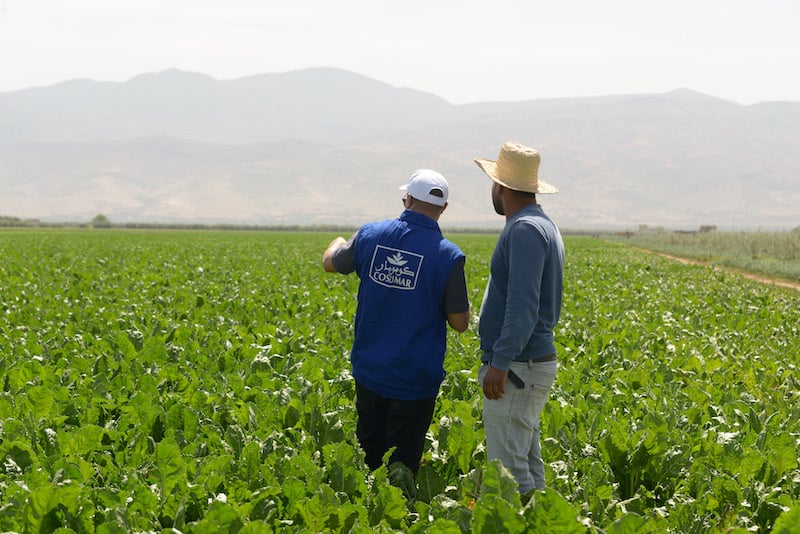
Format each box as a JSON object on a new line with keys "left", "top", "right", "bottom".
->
{"left": 362, "top": 217, "right": 403, "bottom": 233}
{"left": 439, "top": 237, "right": 465, "bottom": 258}
{"left": 356, "top": 219, "right": 397, "bottom": 241}
{"left": 512, "top": 209, "right": 559, "bottom": 233}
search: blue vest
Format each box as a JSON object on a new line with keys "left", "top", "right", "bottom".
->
{"left": 351, "top": 210, "right": 464, "bottom": 400}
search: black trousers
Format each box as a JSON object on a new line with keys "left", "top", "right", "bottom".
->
{"left": 355, "top": 381, "right": 437, "bottom": 474}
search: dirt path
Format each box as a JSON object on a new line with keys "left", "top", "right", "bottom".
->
{"left": 639, "top": 248, "right": 800, "bottom": 294}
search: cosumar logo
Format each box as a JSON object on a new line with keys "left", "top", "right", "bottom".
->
{"left": 369, "top": 245, "right": 423, "bottom": 290}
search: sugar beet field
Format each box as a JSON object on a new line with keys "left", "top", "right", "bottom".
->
{"left": 1, "top": 229, "right": 798, "bottom": 533}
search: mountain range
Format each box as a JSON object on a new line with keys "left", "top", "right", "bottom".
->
{"left": 1, "top": 68, "right": 798, "bottom": 230}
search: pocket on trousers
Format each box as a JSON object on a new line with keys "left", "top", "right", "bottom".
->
{"left": 478, "top": 364, "right": 487, "bottom": 386}
{"left": 529, "top": 373, "right": 556, "bottom": 391}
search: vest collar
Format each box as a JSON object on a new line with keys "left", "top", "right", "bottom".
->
{"left": 399, "top": 209, "right": 441, "bottom": 233}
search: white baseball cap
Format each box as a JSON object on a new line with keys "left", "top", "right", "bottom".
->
{"left": 399, "top": 169, "right": 449, "bottom": 206}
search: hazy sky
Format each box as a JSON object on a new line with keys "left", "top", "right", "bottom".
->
{"left": 1, "top": 0, "right": 797, "bottom": 104}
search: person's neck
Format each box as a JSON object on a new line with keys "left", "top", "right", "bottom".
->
{"left": 504, "top": 199, "right": 537, "bottom": 220}
{"left": 409, "top": 206, "right": 441, "bottom": 222}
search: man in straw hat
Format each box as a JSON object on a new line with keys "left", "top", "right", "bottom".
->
{"left": 474, "top": 142, "right": 565, "bottom": 499}
{"left": 322, "top": 169, "right": 470, "bottom": 493}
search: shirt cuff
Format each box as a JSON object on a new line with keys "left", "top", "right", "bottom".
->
{"left": 487, "top": 354, "right": 513, "bottom": 371}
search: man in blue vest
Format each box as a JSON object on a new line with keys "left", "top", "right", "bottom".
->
{"left": 322, "top": 169, "right": 470, "bottom": 478}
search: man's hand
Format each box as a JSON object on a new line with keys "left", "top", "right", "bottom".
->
{"left": 482, "top": 365, "right": 508, "bottom": 400}
{"left": 322, "top": 237, "right": 346, "bottom": 272}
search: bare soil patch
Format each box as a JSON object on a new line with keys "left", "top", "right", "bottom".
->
{"left": 639, "top": 249, "right": 800, "bottom": 294}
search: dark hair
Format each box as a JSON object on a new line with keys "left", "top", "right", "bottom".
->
{"left": 508, "top": 188, "right": 536, "bottom": 199}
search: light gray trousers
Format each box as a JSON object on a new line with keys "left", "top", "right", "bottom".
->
{"left": 480, "top": 359, "right": 559, "bottom": 494}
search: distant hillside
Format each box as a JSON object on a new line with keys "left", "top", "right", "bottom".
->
{"left": 1, "top": 68, "right": 798, "bottom": 229}
{"left": 0, "top": 68, "right": 456, "bottom": 144}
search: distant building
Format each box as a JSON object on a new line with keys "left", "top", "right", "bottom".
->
{"left": 637, "top": 224, "right": 665, "bottom": 233}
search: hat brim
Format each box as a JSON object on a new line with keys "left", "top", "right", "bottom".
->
{"left": 474, "top": 158, "right": 559, "bottom": 194}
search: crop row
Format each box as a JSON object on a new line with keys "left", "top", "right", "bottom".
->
{"left": 0, "top": 230, "right": 798, "bottom": 532}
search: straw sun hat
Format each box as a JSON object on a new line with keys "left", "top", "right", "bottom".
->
{"left": 474, "top": 142, "right": 558, "bottom": 194}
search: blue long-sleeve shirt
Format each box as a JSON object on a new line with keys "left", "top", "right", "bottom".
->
{"left": 478, "top": 204, "right": 565, "bottom": 371}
